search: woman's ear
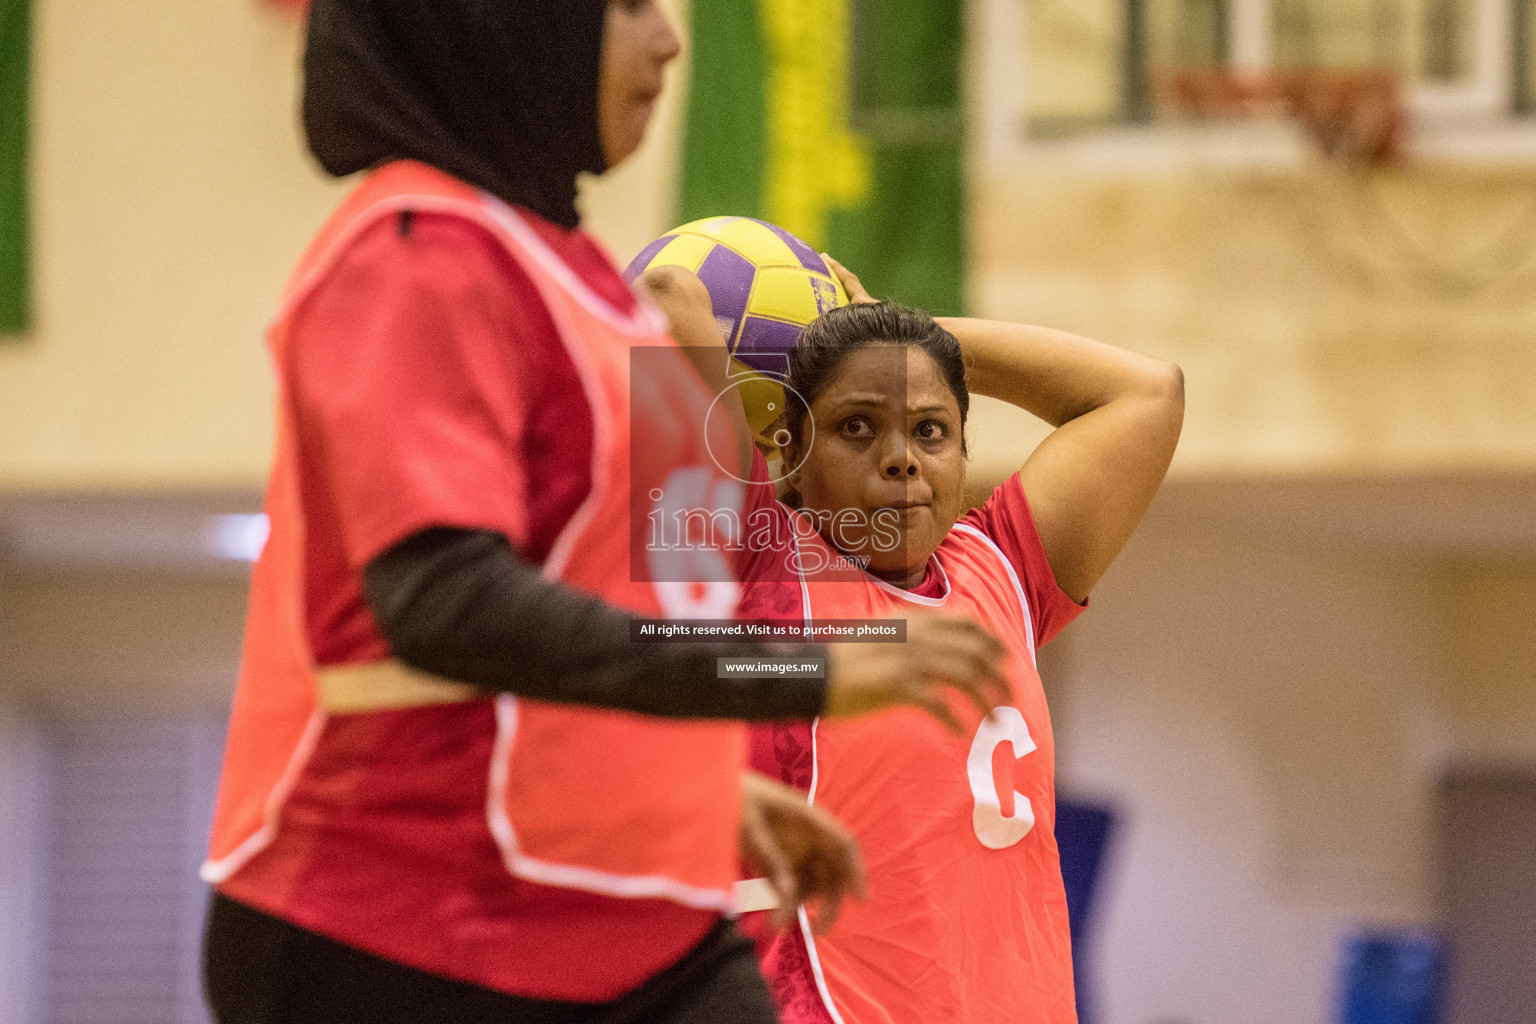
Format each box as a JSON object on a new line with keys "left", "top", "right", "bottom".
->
{"left": 779, "top": 436, "right": 803, "bottom": 481}
{"left": 776, "top": 437, "right": 805, "bottom": 507}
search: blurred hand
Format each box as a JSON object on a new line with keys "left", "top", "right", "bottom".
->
{"left": 822, "top": 613, "right": 1009, "bottom": 734}
{"left": 821, "top": 253, "right": 877, "bottom": 304}
{"left": 740, "top": 771, "right": 867, "bottom": 932}
{"left": 636, "top": 264, "right": 753, "bottom": 474}
{"left": 637, "top": 264, "right": 720, "bottom": 346}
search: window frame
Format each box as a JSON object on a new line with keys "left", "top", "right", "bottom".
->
{"left": 972, "top": 0, "right": 1536, "bottom": 173}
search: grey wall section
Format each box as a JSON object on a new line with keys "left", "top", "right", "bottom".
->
{"left": 1438, "top": 772, "right": 1536, "bottom": 1024}
{"left": 0, "top": 711, "right": 46, "bottom": 1024}
{"left": 0, "top": 518, "right": 250, "bottom": 1024}
{"left": 2, "top": 477, "right": 1535, "bottom": 1024}
{"left": 1043, "top": 475, "right": 1536, "bottom": 1024}
{"left": 39, "top": 712, "right": 227, "bottom": 1024}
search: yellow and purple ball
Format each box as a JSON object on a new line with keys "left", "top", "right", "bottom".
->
{"left": 624, "top": 217, "right": 849, "bottom": 452}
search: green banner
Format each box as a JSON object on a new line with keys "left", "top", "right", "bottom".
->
{"left": 681, "top": 0, "right": 964, "bottom": 315}
{"left": 0, "top": 0, "right": 27, "bottom": 335}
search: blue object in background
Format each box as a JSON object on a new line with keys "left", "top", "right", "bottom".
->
{"left": 1339, "top": 930, "right": 1447, "bottom": 1024}
{"left": 1055, "top": 799, "right": 1117, "bottom": 1024}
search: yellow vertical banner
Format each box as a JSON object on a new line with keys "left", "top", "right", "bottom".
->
{"left": 759, "top": 0, "right": 870, "bottom": 249}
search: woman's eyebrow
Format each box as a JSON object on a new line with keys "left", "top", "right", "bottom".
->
{"left": 826, "top": 393, "right": 893, "bottom": 410}
{"left": 825, "top": 394, "right": 953, "bottom": 416}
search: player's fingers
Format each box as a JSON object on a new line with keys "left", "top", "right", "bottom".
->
{"left": 921, "top": 613, "right": 1006, "bottom": 657}
{"left": 635, "top": 264, "right": 705, "bottom": 305}
{"left": 914, "top": 645, "right": 1004, "bottom": 701}
{"left": 806, "top": 811, "right": 868, "bottom": 898}
{"left": 805, "top": 837, "right": 858, "bottom": 900}
{"left": 745, "top": 813, "right": 799, "bottom": 923}
{"left": 820, "top": 253, "right": 876, "bottom": 304}
{"left": 908, "top": 634, "right": 1004, "bottom": 691}
{"left": 828, "top": 821, "right": 867, "bottom": 894}
{"left": 940, "top": 672, "right": 1002, "bottom": 724}
{"left": 830, "top": 848, "right": 867, "bottom": 906}
{"left": 765, "top": 848, "right": 801, "bottom": 932}
{"left": 908, "top": 689, "right": 964, "bottom": 735}
{"left": 797, "top": 853, "right": 849, "bottom": 935}
{"left": 850, "top": 853, "right": 869, "bottom": 899}
{"left": 915, "top": 621, "right": 1010, "bottom": 705}
{"left": 970, "top": 651, "right": 1013, "bottom": 706}
{"left": 812, "top": 888, "right": 847, "bottom": 935}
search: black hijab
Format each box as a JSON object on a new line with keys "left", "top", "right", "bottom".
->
{"left": 302, "top": 0, "right": 609, "bottom": 229}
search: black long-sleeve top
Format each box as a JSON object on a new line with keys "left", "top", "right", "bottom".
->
{"left": 362, "top": 527, "right": 828, "bottom": 721}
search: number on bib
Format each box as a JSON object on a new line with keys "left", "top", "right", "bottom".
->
{"left": 647, "top": 466, "right": 743, "bottom": 619}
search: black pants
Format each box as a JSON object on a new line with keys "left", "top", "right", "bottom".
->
{"left": 203, "top": 893, "right": 780, "bottom": 1024}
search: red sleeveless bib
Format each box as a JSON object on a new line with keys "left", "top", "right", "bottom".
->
{"left": 204, "top": 163, "right": 747, "bottom": 915}
{"left": 778, "top": 524, "right": 1077, "bottom": 1024}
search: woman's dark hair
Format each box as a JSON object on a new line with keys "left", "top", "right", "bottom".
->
{"left": 783, "top": 301, "right": 969, "bottom": 456}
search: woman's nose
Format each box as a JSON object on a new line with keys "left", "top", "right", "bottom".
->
{"left": 883, "top": 450, "right": 919, "bottom": 478}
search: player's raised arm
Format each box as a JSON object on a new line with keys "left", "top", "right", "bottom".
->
{"left": 825, "top": 255, "right": 1183, "bottom": 603}
{"left": 941, "top": 317, "right": 1183, "bottom": 602}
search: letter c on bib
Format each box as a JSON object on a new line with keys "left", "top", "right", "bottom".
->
{"left": 967, "top": 706, "right": 1037, "bottom": 850}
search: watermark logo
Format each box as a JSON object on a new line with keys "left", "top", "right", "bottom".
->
{"left": 646, "top": 492, "right": 901, "bottom": 576}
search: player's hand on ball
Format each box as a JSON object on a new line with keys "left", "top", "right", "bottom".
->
{"left": 822, "top": 613, "right": 1009, "bottom": 734}
{"left": 740, "top": 771, "right": 867, "bottom": 932}
{"left": 820, "top": 254, "right": 877, "bottom": 304}
{"left": 636, "top": 264, "right": 755, "bottom": 474}
{"left": 636, "top": 265, "right": 720, "bottom": 345}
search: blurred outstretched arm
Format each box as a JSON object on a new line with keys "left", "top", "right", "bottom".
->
{"left": 939, "top": 316, "right": 1183, "bottom": 602}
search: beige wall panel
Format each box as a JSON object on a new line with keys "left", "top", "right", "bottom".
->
{"left": 6, "top": 0, "right": 1533, "bottom": 490}
{"left": 0, "top": 0, "right": 686, "bottom": 493}
{"left": 0, "top": 1, "right": 347, "bottom": 490}
{"left": 1044, "top": 485, "right": 1536, "bottom": 1024}
{"left": 1051, "top": 525, "right": 1439, "bottom": 1023}
{"left": 970, "top": 168, "right": 1536, "bottom": 479}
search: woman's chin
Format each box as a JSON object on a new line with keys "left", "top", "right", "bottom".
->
{"left": 864, "top": 545, "right": 937, "bottom": 583}
{"left": 816, "top": 515, "right": 943, "bottom": 581}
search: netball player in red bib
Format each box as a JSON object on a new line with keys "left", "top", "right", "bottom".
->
{"left": 716, "top": 260, "right": 1185, "bottom": 1024}
{"left": 200, "top": 3, "right": 1009, "bottom": 1023}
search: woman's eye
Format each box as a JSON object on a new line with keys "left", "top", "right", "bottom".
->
{"left": 842, "top": 417, "right": 872, "bottom": 437}
{"left": 916, "top": 420, "right": 946, "bottom": 441}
